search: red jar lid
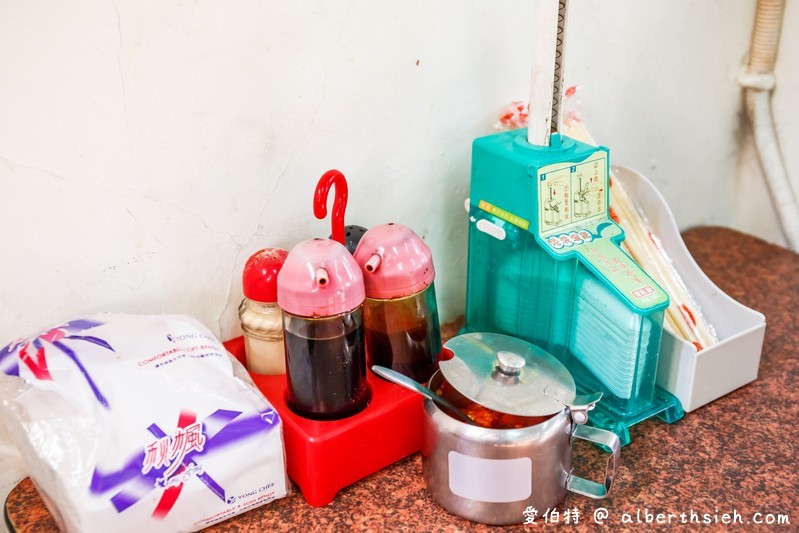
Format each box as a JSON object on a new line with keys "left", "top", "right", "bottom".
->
{"left": 242, "top": 248, "right": 289, "bottom": 303}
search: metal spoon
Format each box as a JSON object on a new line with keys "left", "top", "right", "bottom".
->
{"left": 371, "top": 365, "right": 478, "bottom": 426}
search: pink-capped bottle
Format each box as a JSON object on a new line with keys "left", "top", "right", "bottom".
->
{"left": 277, "top": 238, "right": 370, "bottom": 420}
{"left": 354, "top": 223, "right": 442, "bottom": 383}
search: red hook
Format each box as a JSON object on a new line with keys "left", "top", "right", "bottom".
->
{"left": 313, "top": 169, "right": 348, "bottom": 245}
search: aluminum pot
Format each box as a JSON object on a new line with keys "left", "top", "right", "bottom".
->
{"left": 421, "top": 336, "right": 620, "bottom": 526}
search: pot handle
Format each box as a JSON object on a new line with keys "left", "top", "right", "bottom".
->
{"left": 566, "top": 425, "right": 620, "bottom": 499}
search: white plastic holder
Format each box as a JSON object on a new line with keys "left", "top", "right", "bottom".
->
{"left": 613, "top": 165, "right": 766, "bottom": 412}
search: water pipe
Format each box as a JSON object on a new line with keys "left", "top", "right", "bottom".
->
{"left": 739, "top": 0, "right": 799, "bottom": 250}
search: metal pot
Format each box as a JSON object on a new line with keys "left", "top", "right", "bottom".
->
{"left": 421, "top": 333, "right": 620, "bottom": 525}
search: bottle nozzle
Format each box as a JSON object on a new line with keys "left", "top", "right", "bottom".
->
{"left": 364, "top": 253, "right": 382, "bottom": 272}
{"left": 315, "top": 267, "right": 329, "bottom": 287}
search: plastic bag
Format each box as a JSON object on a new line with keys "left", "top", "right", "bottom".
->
{"left": 0, "top": 314, "right": 288, "bottom": 532}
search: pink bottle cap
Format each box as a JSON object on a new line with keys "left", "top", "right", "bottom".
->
{"left": 278, "top": 238, "right": 365, "bottom": 317}
{"left": 353, "top": 223, "right": 435, "bottom": 300}
{"left": 242, "top": 248, "right": 288, "bottom": 303}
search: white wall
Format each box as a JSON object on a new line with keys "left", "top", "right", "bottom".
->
{"left": 0, "top": 1, "right": 779, "bottom": 344}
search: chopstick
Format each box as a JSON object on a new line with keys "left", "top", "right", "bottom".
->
{"left": 564, "top": 119, "right": 717, "bottom": 351}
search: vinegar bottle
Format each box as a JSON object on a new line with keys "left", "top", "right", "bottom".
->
{"left": 354, "top": 223, "right": 442, "bottom": 383}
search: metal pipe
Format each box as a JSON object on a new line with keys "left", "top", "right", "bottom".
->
{"left": 550, "top": 1, "right": 569, "bottom": 137}
{"left": 528, "top": 0, "right": 560, "bottom": 146}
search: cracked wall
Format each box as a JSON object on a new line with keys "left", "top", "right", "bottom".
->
{"left": 0, "top": 1, "right": 774, "bottom": 344}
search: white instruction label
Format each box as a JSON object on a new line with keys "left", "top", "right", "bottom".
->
{"left": 447, "top": 452, "right": 532, "bottom": 502}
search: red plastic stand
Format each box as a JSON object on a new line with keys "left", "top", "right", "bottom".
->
{"left": 223, "top": 337, "right": 423, "bottom": 507}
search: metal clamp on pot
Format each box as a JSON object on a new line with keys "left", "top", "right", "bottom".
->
{"left": 422, "top": 333, "right": 620, "bottom": 526}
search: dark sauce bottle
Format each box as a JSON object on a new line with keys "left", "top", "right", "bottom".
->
{"left": 354, "top": 223, "right": 443, "bottom": 384}
{"left": 363, "top": 284, "right": 442, "bottom": 383}
{"left": 283, "top": 309, "right": 370, "bottom": 420}
{"left": 277, "top": 236, "right": 370, "bottom": 421}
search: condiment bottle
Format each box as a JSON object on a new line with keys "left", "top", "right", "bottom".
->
{"left": 239, "top": 248, "right": 289, "bottom": 375}
{"left": 277, "top": 238, "right": 370, "bottom": 420}
{"left": 354, "top": 223, "right": 442, "bottom": 383}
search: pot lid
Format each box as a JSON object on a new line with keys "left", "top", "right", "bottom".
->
{"left": 439, "top": 333, "right": 576, "bottom": 417}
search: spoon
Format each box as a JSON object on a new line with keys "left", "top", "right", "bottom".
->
{"left": 371, "top": 365, "right": 478, "bottom": 426}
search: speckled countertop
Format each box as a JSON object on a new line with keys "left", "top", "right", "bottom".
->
{"left": 6, "top": 227, "right": 799, "bottom": 531}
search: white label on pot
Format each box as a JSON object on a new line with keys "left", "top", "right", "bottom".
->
{"left": 448, "top": 452, "right": 532, "bottom": 502}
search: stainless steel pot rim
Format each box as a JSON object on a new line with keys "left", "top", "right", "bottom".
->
{"left": 439, "top": 333, "right": 576, "bottom": 417}
{"left": 423, "top": 385, "right": 569, "bottom": 434}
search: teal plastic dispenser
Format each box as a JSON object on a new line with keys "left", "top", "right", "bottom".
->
{"left": 463, "top": 129, "right": 684, "bottom": 445}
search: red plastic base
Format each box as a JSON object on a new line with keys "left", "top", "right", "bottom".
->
{"left": 224, "top": 337, "right": 423, "bottom": 507}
